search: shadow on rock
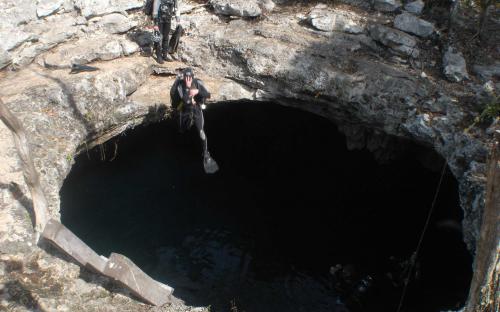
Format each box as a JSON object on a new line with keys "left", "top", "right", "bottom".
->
{"left": 35, "top": 72, "right": 96, "bottom": 136}
{"left": 127, "top": 29, "right": 154, "bottom": 57}
{"left": 2, "top": 280, "right": 46, "bottom": 312}
{"left": 144, "top": 104, "right": 169, "bottom": 124}
{"left": 0, "top": 182, "right": 35, "bottom": 229}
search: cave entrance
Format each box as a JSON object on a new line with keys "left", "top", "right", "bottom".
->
{"left": 60, "top": 101, "right": 472, "bottom": 312}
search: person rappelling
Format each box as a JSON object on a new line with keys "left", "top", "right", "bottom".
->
{"left": 170, "top": 68, "right": 219, "bottom": 174}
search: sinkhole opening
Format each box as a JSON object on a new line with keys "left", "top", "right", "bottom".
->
{"left": 60, "top": 101, "right": 472, "bottom": 312}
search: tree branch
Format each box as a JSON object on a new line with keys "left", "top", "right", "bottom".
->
{"left": 0, "top": 98, "right": 49, "bottom": 233}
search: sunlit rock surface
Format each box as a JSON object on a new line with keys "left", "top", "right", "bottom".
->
{"left": 0, "top": 0, "right": 499, "bottom": 310}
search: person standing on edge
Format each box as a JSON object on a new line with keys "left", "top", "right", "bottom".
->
{"left": 152, "top": 0, "right": 180, "bottom": 64}
{"left": 170, "top": 68, "right": 219, "bottom": 174}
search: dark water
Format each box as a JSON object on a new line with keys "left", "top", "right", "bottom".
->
{"left": 60, "top": 101, "right": 472, "bottom": 312}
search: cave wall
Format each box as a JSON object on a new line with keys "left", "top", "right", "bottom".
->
{"left": 0, "top": 0, "right": 499, "bottom": 310}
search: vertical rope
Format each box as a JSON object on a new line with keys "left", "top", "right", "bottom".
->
{"left": 396, "top": 159, "right": 448, "bottom": 312}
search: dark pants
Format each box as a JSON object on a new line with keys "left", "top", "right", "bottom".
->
{"left": 179, "top": 104, "right": 208, "bottom": 155}
{"left": 155, "top": 17, "right": 171, "bottom": 57}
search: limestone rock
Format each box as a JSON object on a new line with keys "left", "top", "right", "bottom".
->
{"left": 0, "top": 29, "right": 38, "bottom": 51}
{"left": 368, "top": 24, "right": 419, "bottom": 57}
{"left": 74, "top": 0, "right": 143, "bottom": 18}
{"left": 95, "top": 13, "right": 137, "bottom": 34}
{"left": 39, "top": 26, "right": 78, "bottom": 47}
{"left": 472, "top": 63, "right": 500, "bottom": 81}
{"left": 443, "top": 46, "right": 469, "bottom": 82}
{"left": 308, "top": 5, "right": 364, "bottom": 34}
{"left": 114, "top": 0, "right": 144, "bottom": 11}
{"left": 43, "top": 36, "right": 132, "bottom": 68}
{"left": 404, "top": 0, "right": 424, "bottom": 15}
{"left": 63, "top": 0, "right": 75, "bottom": 12}
{"left": 394, "top": 13, "right": 434, "bottom": 38}
{"left": 210, "top": 0, "right": 262, "bottom": 17}
{"left": 218, "top": 81, "right": 255, "bottom": 100}
{"left": 259, "top": 0, "right": 275, "bottom": 11}
{"left": 119, "top": 38, "right": 140, "bottom": 55}
{"left": 12, "top": 43, "right": 50, "bottom": 67}
{"left": 37, "top": 0, "right": 64, "bottom": 17}
{"left": 373, "top": 0, "right": 402, "bottom": 12}
{"left": 0, "top": 0, "right": 37, "bottom": 27}
{"left": 0, "top": 48, "right": 12, "bottom": 69}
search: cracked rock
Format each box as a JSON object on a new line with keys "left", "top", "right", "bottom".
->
{"left": 443, "top": 46, "right": 469, "bottom": 82}
{"left": 394, "top": 13, "right": 434, "bottom": 38}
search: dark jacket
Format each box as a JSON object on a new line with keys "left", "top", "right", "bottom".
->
{"left": 170, "top": 77, "right": 210, "bottom": 111}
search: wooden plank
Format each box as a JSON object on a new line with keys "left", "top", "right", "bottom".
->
{"left": 41, "top": 219, "right": 107, "bottom": 273}
{"left": 103, "top": 253, "right": 173, "bottom": 306}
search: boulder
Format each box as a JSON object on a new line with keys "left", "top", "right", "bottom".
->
{"left": 74, "top": 0, "right": 143, "bottom": 18}
{"left": 404, "top": 0, "right": 424, "bottom": 15}
{"left": 0, "top": 1, "right": 37, "bottom": 27}
{"left": 112, "top": 0, "right": 144, "bottom": 11}
{"left": 43, "top": 36, "right": 132, "bottom": 68}
{"left": 95, "top": 13, "right": 137, "bottom": 34}
{"left": 120, "top": 38, "right": 140, "bottom": 55}
{"left": 37, "top": 0, "right": 64, "bottom": 17}
{"left": 373, "top": 0, "right": 402, "bottom": 12}
{"left": 443, "top": 46, "right": 469, "bottom": 82}
{"left": 394, "top": 13, "right": 434, "bottom": 38}
{"left": 0, "top": 29, "right": 38, "bottom": 51}
{"left": 210, "top": 0, "right": 262, "bottom": 17}
{"left": 0, "top": 48, "right": 12, "bottom": 69}
{"left": 368, "top": 24, "right": 419, "bottom": 57}
{"left": 472, "top": 63, "right": 500, "bottom": 81}
{"left": 12, "top": 43, "right": 50, "bottom": 67}
{"left": 259, "top": 0, "right": 275, "bottom": 11}
{"left": 308, "top": 5, "right": 364, "bottom": 34}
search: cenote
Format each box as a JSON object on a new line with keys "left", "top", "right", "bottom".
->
{"left": 60, "top": 101, "right": 472, "bottom": 312}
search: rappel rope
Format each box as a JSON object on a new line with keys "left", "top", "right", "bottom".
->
{"left": 396, "top": 159, "right": 449, "bottom": 312}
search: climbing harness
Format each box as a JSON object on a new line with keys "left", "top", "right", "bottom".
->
{"left": 396, "top": 159, "right": 449, "bottom": 312}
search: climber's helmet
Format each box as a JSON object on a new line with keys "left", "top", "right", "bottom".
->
{"left": 182, "top": 67, "right": 194, "bottom": 80}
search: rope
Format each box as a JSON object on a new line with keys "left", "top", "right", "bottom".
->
{"left": 396, "top": 159, "right": 448, "bottom": 312}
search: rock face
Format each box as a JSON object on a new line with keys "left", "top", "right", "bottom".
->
{"left": 37, "top": 0, "right": 64, "bottom": 17}
{"left": 0, "top": 1, "right": 498, "bottom": 311}
{"left": 0, "top": 0, "right": 37, "bottom": 27}
{"left": 473, "top": 63, "right": 500, "bottom": 81}
{"left": 404, "top": 0, "right": 424, "bottom": 15}
{"left": 74, "top": 0, "right": 144, "bottom": 18}
{"left": 368, "top": 24, "right": 419, "bottom": 57}
{"left": 308, "top": 5, "right": 364, "bottom": 34}
{"left": 43, "top": 36, "right": 139, "bottom": 68}
{"left": 0, "top": 30, "right": 38, "bottom": 52}
{"left": 443, "top": 46, "right": 469, "bottom": 82}
{"left": 93, "top": 13, "right": 138, "bottom": 34}
{"left": 0, "top": 48, "right": 12, "bottom": 69}
{"left": 394, "top": 12, "right": 434, "bottom": 38}
{"left": 210, "top": 0, "right": 262, "bottom": 17}
{"left": 373, "top": 0, "right": 402, "bottom": 12}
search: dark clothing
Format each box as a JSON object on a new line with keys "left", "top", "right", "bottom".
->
{"left": 152, "top": 0, "right": 179, "bottom": 58}
{"left": 170, "top": 77, "right": 210, "bottom": 109}
{"left": 179, "top": 104, "right": 207, "bottom": 152}
{"left": 156, "top": 17, "right": 171, "bottom": 56}
{"left": 170, "top": 77, "right": 211, "bottom": 154}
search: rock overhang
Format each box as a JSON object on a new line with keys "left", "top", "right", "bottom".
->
{"left": 0, "top": 0, "right": 498, "bottom": 310}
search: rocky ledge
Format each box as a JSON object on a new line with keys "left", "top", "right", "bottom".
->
{"left": 0, "top": 0, "right": 499, "bottom": 311}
